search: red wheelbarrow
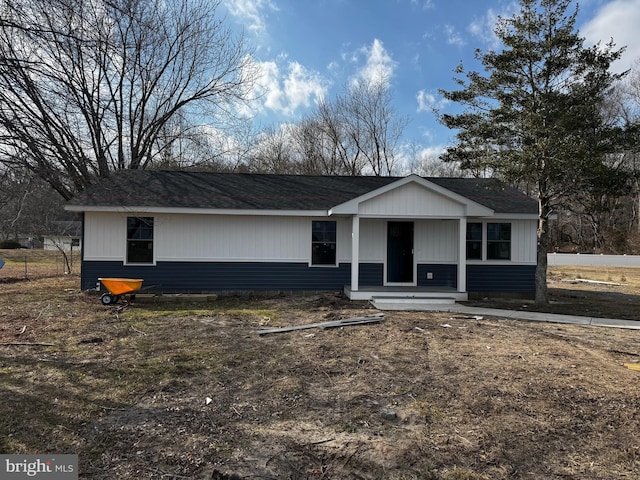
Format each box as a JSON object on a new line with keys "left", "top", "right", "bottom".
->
{"left": 98, "top": 277, "right": 144, "bottom": 305}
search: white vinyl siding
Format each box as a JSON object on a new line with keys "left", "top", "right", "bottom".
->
{"left": 158, "top": 215, "right": 314, "bottom": 261}
{"left": 510, "top": 219, "right": 537, "bottom": 263}
{"left": 83, "top": 212, "right": 126, "bottom": 260}
{"left": 359, "top": 219, "right": 386, "bottom": 261}
{"left": 414, "top": 220, "right": 458, "bottom": 262}
{"left": 358, "top": 182, "right": 465, "bottom": 217}
{"left": 83, "top": 211, "right": 537, "bottom": 266}
{"left": 83, "top": 213, "right": 353, "bottom": 263}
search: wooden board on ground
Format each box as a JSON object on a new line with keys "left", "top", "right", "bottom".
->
{"left": 257, "top": 313, "right": 385, "bottom": 336}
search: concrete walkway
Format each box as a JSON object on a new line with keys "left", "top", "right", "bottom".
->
{"left": 416, "top": 304, "right": 640, "bottom": 330}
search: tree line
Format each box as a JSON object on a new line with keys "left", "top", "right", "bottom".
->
{"left": 1, "top": 0, "right": 639, "bottom": 304}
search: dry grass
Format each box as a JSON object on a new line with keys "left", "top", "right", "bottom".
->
{"left": 549, "top": 265, "right": 640, "bottom": 287}
{"left": 1, "top": 268, "right": 640, "bottom": 479}
{"left": 0, "top": 248, "right": 79, "bottom": 279}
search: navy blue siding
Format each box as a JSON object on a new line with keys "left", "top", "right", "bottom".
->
{"left": 82, "top": 260, "right": 536, "bottom": 294}
{"left": 467, "top": 264, "right": 535, "bottom": 293}
{"left": 417, "top": 264, "right": 457, "bottom": 288}
{"left": 358, "top": 263, "right": 383, "bottom": 286}
{"left": 82, "top": 261, "right": 351, "bottom": 293}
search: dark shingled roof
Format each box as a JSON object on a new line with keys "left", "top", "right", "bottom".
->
{"left": 66, "top": 171, "right": 538, "bottom": 214}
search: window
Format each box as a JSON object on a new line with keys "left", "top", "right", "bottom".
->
{"left": 127, "top": 217, "right": 154, "bottom": 264}
{"left": 466, "top": 222, "right": 482, "bottom": 260}
{"left": 487, "top": 223, "right": 511, "bottom": 260}
{"left": 311, "top": 220, "right": 336, "bottom": 266}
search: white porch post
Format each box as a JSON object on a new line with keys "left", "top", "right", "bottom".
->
{"left": 351, "top": 214, "right": 360, "bottom": 292}
{"left": 458, "top": 217, "right": 467, "bottom": 292}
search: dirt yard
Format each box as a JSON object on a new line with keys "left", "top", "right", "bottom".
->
{"left": 1, "top": 271, "right": 639, "bottom": 479}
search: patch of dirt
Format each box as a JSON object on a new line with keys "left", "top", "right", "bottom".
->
{"left": 465, "top": 279, "right": 640, "bottom": 320}
{"left": 1, "top": 276, "right": 640, "bottom": 479}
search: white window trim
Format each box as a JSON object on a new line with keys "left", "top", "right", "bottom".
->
{"left": 124, "top": 216, "right": 156, "bottom": 266}
{"left": 309, "top": 220, "right": 338, "bottom": 267}
{"left": 466, "top": 221, "right": 512, "bottom": 263}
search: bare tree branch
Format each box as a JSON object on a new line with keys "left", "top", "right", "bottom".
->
{"left": 0, "top": 0, "right": 257, "bottom": 198}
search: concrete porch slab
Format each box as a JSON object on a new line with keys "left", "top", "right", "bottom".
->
{"left": 371, "top": 296, "right": 458, "bottom": 311}
{"left": 345, "top": 285, "right": 467, "bottom": 302}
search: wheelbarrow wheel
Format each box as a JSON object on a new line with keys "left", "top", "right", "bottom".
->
{"left": 100, "top": 293, "right": 119, "bottom": 305}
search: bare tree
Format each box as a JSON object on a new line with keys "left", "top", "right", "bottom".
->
{"left": 0, "top": 0, "right": 256, "bottom": 199}
{"left": 250, "top": 125, "right": 294, "bottom": 173}
{"left": 252, "top": 80, "right": 406, "bottom": 177}
{"left": 338, "top": 80, "right": 407, "bottom": 176}
{"left": 405, "top": 141, "right": 466, "bottom": 177}
{"left": 0, "top": 165, "right": 72, "bottom": 244}
{"left": 286, "top": 108, "right": 367, "bottom": 175}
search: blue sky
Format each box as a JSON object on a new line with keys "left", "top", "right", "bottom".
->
{"left": 222, "top": 0, "right": 640, "bottom": 165}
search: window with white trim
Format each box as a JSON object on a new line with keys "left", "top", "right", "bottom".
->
{"left": 127, "top": 217, "right": 154, "bottom": 264}
{"left": 487, "top": 223, "right": 511, "bottom": 260}
{"left": 311, "top": 220, "right": 336, "bottom": 266}
{"left": 466, "top": 222, "right": 512, "bottom": 260}
{"left": 466, "top": 222, "right": 483, "bottom": 260}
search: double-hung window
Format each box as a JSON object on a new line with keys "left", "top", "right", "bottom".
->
{"left": 311, "top": 220, "right": 336, "bottom": 266}
{"left": 466, "top": 222, "right": 483, "bottom": 260}
{"left": 127, "top": 217, "right": 154, "bottom": 264}
{"left": 487, "top": 223, "right": 511, "bottom": 260}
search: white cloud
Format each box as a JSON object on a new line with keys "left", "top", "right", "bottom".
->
{"left": 416, "top": 90, "right": 449, "bottom": 112}
{"left": 582, "top": 0, "right": 640, "bottom": 73}
{"left": 444, "top": 24, "right": 465, "bottom": 47}
{"left": 468, "top": 9, "right": 500, "bottom": 49}
{"left": 351, "top": 38, "right": 396, "bottom": 88}
{"left": 282, "top": 62, "right": 327, "bottom": 112}
{"left": 468, "top": 3, "right": 518, "bottom": 50}
{"left": 419, "top": 145, "right": 446, "bottom": 161}
{"left": 224, "top": 0, "right": 278, "bottom": 33}
{"left": 250, "top": 57, "right": 328, "bottom": 116}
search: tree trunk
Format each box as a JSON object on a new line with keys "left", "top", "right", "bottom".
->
{"left": 535, "top": 199, "right": 552, "bottom": 306}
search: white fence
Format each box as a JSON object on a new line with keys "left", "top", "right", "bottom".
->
{"left": 548, "top": 253, "right": 640, "bottom": 267}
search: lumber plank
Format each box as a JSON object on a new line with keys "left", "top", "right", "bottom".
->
{"left": 258, "top": 314, "right": 384, "bottom": 336}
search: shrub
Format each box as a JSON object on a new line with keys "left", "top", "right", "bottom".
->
{"left": 0, "top": 240, "right": 22, "bottom": 249}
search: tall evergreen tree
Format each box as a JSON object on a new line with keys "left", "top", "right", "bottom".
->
{"left": 439, "top": 0, "right": 626, "bottom": 305}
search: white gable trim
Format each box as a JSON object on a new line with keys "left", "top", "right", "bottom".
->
{"left": 328, "top": 174, "right": 494, "bottom": 217}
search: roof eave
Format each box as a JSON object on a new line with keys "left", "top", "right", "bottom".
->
{"left": 65, "top": 205, "right": 330, "bottom": 217}
{"left": 492, "top": 213, "right": 539, "bottom": 219}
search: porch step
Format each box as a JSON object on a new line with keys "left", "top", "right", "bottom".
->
{"left": 370, "top": 296, "right": 457, "bottom": 311}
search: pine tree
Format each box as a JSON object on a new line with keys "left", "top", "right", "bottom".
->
{"left": 439, "top": 0, "right": 627, "bottom": 305}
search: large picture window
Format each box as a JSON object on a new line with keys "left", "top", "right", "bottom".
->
{"left": 311, "top": 220, "right": 336, "bottom": 266}
{"left": 127, "top": 217, "right": 154, "bottom": 264}
{"left": 487, "top": 223, "right": 511, "bottom": 260}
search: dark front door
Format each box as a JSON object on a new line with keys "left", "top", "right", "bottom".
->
{"left": 387, "top": 221, "right": 414, "bottom": 283}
